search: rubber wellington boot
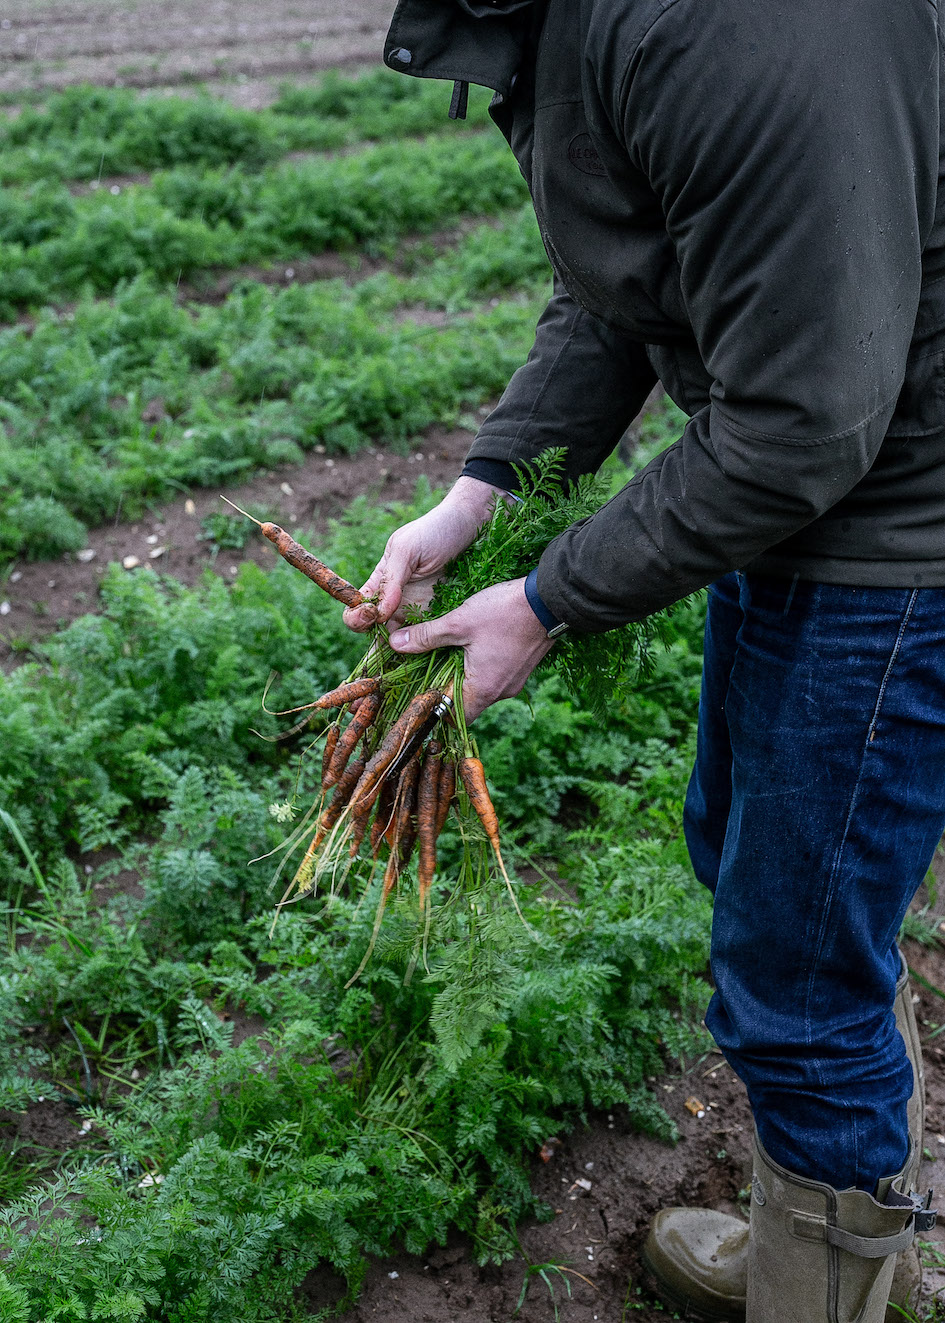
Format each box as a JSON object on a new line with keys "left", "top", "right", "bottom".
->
{"left": 642, "top": 952, "right": 926, "bottom": 1322}
{"left": 747, "top": 1135, "right": 933, "bottom": 1323}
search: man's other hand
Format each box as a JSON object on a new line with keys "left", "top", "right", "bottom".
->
{"left": 387, "top": 577, "right": 554, "bottom": 722}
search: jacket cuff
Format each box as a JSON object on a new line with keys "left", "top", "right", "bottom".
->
{"left": 524, "top": 567, "right": 563, "bottom": 633}
{"left": 460, "top": 457, "right": 522, "bottom": 493}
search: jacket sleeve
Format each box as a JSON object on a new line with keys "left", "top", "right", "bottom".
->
{"left": 535, "top": 0, "right": 937, "bottom": 632}
{"left": 463, "top": 278, "right": 658, "bottom": 487}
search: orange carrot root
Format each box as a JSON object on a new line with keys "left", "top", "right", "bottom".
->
{"left": 348, "top": 798, "right": 372, "bottom": 859}
{"left": 348, "top": 689, "right": 442, "bottom": 813}
{"left": 321, "top": 724, "right": 340, "bottom": 787}
{"left": 294, "top": 751, "right": 367, "bottom": 892}
{"left": 395, "top": 755, "right": 421, "bottom": 870}
{"left": 314, "top": 678, "right": 381, "bottom": 713}
{"left": 416, "top": 745, "right": 441, "bottom": 913}
{"left": 370, "top": 778, "right": 397, "bottom": 859}
{"left": 221, "top": 497, "right": 363, "bottom": 606}
{"left": 434, "top": 757, "right": 455, "bottom": 841}
{"left": 458, "top": 755, "right": 523, "bottom": 920}
{"left": 327, "top": 691, "right": 382, "bottom": 787}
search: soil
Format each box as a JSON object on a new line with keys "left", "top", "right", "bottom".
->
{"left": 0, "top": 417, "right": 481, "bottom": 662}
{"left": 0, "top": 0, "right": 394, "bottom": 99}
{"left": 317, "top": 932, "right": 945, "bottom": 1323}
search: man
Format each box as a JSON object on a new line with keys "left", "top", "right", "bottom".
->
{"left": 344, "top": 0, "right": 944, "bottom": 1317}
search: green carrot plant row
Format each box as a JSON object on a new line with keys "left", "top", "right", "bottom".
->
{"left": 0, "top": 207, "right": 548, "bottom": 561}
{"left": 0, "top": 130, "right": 527, "bottom": 316}
{"left": 0, "top": 70, "right": 495, "bottom": 188}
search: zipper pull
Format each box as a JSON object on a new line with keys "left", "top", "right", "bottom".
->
{"left": 448, "top": 80, "right": 469, "bottom": 120}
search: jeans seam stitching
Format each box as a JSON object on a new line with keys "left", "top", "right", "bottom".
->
{"left": 866, "top": 591, "right": 918, "bottom": 743}
{"left": 803, "top": 590, "right": 919, "bottom": 1049}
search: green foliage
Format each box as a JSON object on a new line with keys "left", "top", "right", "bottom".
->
{"left": 198, "top": 511, "right": 258, "bottom": 552}
{"left": 0, "top": 495, "right": 87, "bottom": 560}
{"left": 0, "top": 131, "right": 526, "bottom": 315}
{"left": 0, "top": 208, "right": 547, "bottom": 561}
{"left": 0, "top": 481, "right": 710, "bottom": 1316}
{"left": 0, "top": 71, "right": 494, "bottom": 187}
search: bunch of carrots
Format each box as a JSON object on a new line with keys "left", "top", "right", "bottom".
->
{"left": 224, "top": 499, "right": 513, "bottom": 972}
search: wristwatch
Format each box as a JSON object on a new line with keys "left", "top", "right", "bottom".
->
{"left": 524, "top": 568, "right": 569, "bottom": 640}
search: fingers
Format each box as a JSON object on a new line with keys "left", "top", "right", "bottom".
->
{"left": 343, "top": 601, "right": 378, "bottom": 632}
{"left": 375, "top": 541, "right": 416, "bottom": 620}
{"left": 389, "top": 612, "right": 465, "bottom": 654}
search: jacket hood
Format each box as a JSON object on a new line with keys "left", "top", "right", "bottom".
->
{"left": 383, "top": 0, "right": 534, "bottom": 98}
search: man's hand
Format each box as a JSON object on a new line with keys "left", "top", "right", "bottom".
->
{"left": 388, "top": 577, "right": 554, "bottom": 723}
{"left": 343, "top": 476, "right": 504, "bottom": 633}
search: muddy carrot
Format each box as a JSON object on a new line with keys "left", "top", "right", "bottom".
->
{"left": 348, "top": 796, "right": 373, "bottom": 859}
{"left": 433, "top": 756, "right": 454, "bottom": 837}
{"left": 458, "top": 755, "right": 522, "bottom": 918}
{"left": 348, "top": 689, "right": 442, "bottom": 813}
{"left": 314, "top": 678, "right": 381, "bottom": 712}
{"left": 394, "top": 755, "right": 421, "bottom": 870}
{"left": 321, "top": 724, "right": 340, "bottom": 786}
{"left": 296, "top": 751, "right": 368, "bottom": 887}
{"left": 325, "top": 691, "right": 382, "bottom": 788}
{"left": 322, "top": 752, "right": 368, "bottom": 834}
{"left": 370, "top": 776, "right": 398, "bottom": 859}
{"left": 416, "top": 744, "right": 442, "bottom": 912}
{"left": 221, "top": 498, "right": 363, "bottom": 607}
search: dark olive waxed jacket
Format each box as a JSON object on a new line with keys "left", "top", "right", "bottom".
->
{"left": 384, "top": 0, "right": 945, "bottom": 631}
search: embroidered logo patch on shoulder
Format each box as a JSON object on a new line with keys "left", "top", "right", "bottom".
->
{"left": 567, "top": 132, "right": 606, "bottom": 177}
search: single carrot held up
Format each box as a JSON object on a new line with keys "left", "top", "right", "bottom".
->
{"left": 220, "top": 497, "right": 364, "bottom": 607}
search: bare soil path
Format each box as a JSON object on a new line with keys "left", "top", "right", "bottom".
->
{"left": 0, "top": 417, "right": 480, "bottom": 662}
{"left": 0, "top": 0, "right": 394, "bottom": 99}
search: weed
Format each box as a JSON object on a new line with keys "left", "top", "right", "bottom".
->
{"left": 515, "top": 1260, "right": 595, "bottom": 1320}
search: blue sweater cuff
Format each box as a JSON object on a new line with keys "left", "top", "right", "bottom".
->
{"left": 524, "top": 567, "right": 563, "bottom": 633}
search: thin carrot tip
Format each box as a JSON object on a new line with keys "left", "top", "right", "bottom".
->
{"left": 219, "top": 495, "right": 264, "bottom": 527}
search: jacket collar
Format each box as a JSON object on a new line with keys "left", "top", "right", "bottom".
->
{"left": 383, "top": 0, "right": 534, "bottom": 99}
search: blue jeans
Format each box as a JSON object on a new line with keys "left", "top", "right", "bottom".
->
{"left": 684, "top": 572, "right": 945, "bottom": 1193}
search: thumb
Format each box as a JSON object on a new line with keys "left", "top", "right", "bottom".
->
{"left": 389, "top": 612, "right": 464, "bottom": 654}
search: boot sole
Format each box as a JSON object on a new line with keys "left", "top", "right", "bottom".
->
{"left": 640, "top": 1246, "right": 745, "bottom": 1323}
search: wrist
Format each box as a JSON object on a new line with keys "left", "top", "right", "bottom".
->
{"left": 524, "top": 567, "right": 568, "bottom": 639}
{"left": 444, "top": 474, "right": 506, "bottom": 524}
